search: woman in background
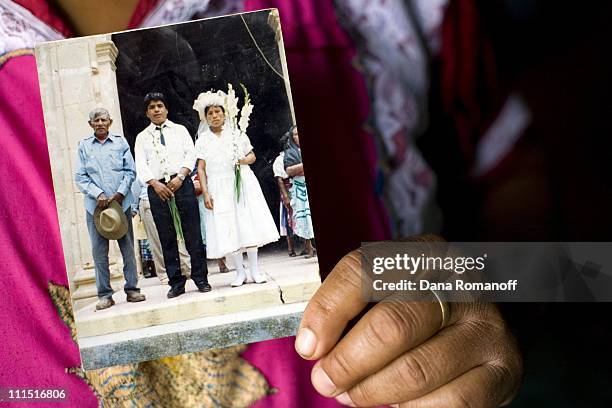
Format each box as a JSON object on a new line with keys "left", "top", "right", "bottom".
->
{"left": 272, "top": 131, "right": 296, "bottom": 257}
{"left": 284, "top": 126, "right": 316, "bottom": 258}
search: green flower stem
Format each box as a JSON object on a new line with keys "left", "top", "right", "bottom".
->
{"left": 235, "top": 164, "right": 242, "bottom": 202}
{"left": 168, "top": 197, "right": 184, "bottom": 243}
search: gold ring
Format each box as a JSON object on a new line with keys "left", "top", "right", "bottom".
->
{"left": 430, "top": 289, "right": 450, "bottom": 330}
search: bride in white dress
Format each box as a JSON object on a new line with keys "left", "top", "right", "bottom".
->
{"left": 194, "top": 100, "right": 279, "bottom": 287}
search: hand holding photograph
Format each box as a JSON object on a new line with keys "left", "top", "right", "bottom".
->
{"left": 34, "top": 8, "right": 320, "bottom": 370}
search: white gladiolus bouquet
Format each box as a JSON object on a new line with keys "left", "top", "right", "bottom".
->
{"left": 224, "top": 84, "right": 240, "bottom": 131}
{"left": 238, "top": 84, "right": 253, "bottom": 134}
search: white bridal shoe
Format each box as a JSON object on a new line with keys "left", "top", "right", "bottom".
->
{"left": 249, "top": 268, "right": 267, "bottom": 284}
{"left": 230, "top": 269, "right": 247, "bottom": 287}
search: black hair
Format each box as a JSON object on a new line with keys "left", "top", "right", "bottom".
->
{"left": 204, "top": 105, "right": 225, "bottom": 115}
{"left": 280, "top": 125, "right": 297, "bottom": 149}
{"left": 144, "top": 92, "right": 168, "bottom": 111}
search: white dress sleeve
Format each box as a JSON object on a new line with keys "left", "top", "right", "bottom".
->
{"left": 194, "top": 133, "right": 206, "bottom": 161}
{"left": 239, "top": 132, "right": 254, "bottom": 157}
{"left": 179, "top": 125, "right": 196, "bottom": 172}
{"left": 272, "top": 153, "right": 288, "bottom": 178}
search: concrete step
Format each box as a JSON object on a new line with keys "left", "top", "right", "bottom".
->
{"left": 73, "top": 263, "right": 123, "bottom": 285}
{"left": 79, "top": 301, "right": 307, "bottom": 369}
{"left": 72, "top": 265, "right": 126, "bottom": 308}
{"left": 74, "top": 252, "right": 320, "bottom": 338}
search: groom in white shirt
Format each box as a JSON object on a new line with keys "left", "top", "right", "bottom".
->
{"left": 134, "top": 92, "right": 211, "bottom": 298}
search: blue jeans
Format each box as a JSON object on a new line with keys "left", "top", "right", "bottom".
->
{"left": 86, "top": 209, "right": 140, "bottom": 299}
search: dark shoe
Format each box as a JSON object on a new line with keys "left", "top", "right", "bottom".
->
{"left": 197, "top": 283, "right": 212, "bottom": 293}
{"left": 142, "top": 265, "right": 153, "bottom": 278}
{"left": 143, "top": 260, "right": 157, "bottom": 278}
{"left": 95, "top": 297, "right": 115, "bottom": 310}
{"left": 127, "top": 292, "right": 146, "bottom": 302}
{"left": 288, "top": 250, "right": 296, "bottom": 257}
{"left": 167, "top": 287, "right": 185, "bottom": 299}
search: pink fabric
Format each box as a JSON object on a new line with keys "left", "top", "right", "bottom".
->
{"left": 12, "top": 0, "right": 73, "bottom": 36}
{"left": 243, "top": 337, "right": 341, "bottom": 407}
{"left": 0, "top": 55, "right": 97, "bottom": 406}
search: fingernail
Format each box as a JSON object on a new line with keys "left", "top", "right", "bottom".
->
{"left": 335, "top": 392, "right": 355, "bottom": 407}
{"left": 295, "top": 328, "right": 317, "bottom": 358}
{"left": 312, "top": 365, "right": 337, "bottom": 396}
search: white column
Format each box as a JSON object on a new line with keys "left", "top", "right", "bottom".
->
{"left": 35, "top": 35, "right": 127, "bottom": 300}
{"left": 268, "top": 9, "right": 296, "bottom": 125}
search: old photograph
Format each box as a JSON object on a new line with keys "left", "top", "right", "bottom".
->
{"left": 35, "top": 9, "right": 320, "bottom": 369}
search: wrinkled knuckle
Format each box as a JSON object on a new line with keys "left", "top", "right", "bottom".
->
{"left": 446, "top": 389, "right": 476, "bottom": 408}
{"left": 460, "top": 302, "right": 491, "bottom": 323}
{"left": 335, "top": 269, "right": 362, "bottom": 293}
{"left": 462, "top": 303, "right": 506, "bottom": 331}
{"left": 307, "top": 295, "right": 340, "bottom": 321}
{"left": 490, "top": 342, "right": 523, "bottom": 390}
{"left": 326, "top": 351, "right": 357, "bottom": 385}
{"left": 339, "top": 251, "right": 363, "bottom": 274}
{"left": 486, "top": 361, "right": 513, "bottom": 384}
{"left": 397, "top": 354, "right": 430, "bottom": 392}
{"left": 362, "top": 318, "right": 390, "bottom": 350}
{"left": 497, "top": 327, "right": 520, "bottom": 359}
{"left": 485, "top": 362, "right": 521, "bottom": 406}
{"left": 368, "top": 304, "right": 414, "bottom": 346}
{"left": 350, "top": 381, "right": 374, "bottom": 405}
{"left": 485, "top": 322, "right": 522, "bottom": 380}
{"left": 327, "top": 251, "right": 363, "bottom": 288}
{"left": 459, "top": 318, "right": 494, "bottom": 343}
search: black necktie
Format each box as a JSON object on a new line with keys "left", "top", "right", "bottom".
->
{"left": 155, "top": 126, "right": 166, "bottom": 146}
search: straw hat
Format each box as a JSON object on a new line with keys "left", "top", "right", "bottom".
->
{"left": 94, "top": 201, "right": 128, "bottom": 240}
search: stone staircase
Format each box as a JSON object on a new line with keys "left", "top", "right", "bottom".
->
{"left": 74, "top": 253, "right": 320, "bottom": 339}
{"left": 72, "top": 262, "right": 126, "bottom": 309}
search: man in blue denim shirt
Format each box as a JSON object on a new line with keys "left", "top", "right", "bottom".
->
{"left": 75, "top": 107, "right": 146, "bottom": 310}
